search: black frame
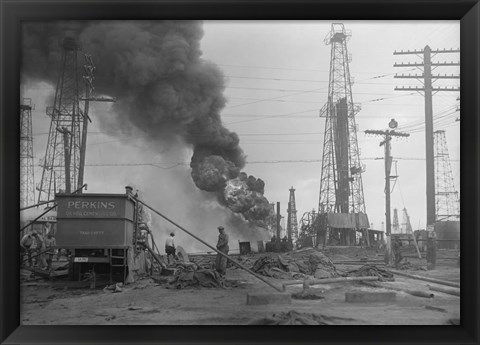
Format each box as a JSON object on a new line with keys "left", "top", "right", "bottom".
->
{"left": 1, "top": 0, "right": 478, "bottom": 344}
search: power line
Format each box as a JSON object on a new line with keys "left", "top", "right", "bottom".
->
{"left": 225, "top": 74, "right": 396, "bottom": 85}
{"left": 218, "top": 63, "right": 407, "bottom": 76}
{"left": 85, "top": 156, "right": 459, "bottom": 168}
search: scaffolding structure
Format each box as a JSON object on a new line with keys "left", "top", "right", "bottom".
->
{"left": 434, "top": 130, "right": 460, "bottom": 221}
{"left": 37, "top": 37, "right": 84, "bottom": 202}
{"left": 286, "top": 187, "right": 299, "bottom": 243}
{"left": 20, "top": 98, "right": 35, "bottom": 208}
{"left": 318, "top": 23, "right": 366, "bottom": 215}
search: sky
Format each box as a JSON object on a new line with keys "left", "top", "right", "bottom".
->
{"left": 21, "top": 20, "right": 460, "bottom": 252}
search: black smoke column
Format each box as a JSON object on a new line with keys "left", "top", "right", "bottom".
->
{"left": 22, "top": 20, "right": 273, "bottom": 226}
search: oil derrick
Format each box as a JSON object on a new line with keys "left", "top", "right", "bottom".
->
{"left": 318, "top": 23, "right": 366, "bottom": 215}
{"left": 434, "top": 130, "right": 460, "bottom": 221}
{"left": 299, "top": 210, "right": 318, "bottom": 248}
{"left": 286, "top": 187, "right": 298, "bottom": 243}
{"left": 20, "top": 98, "right": 35, "bottom": 208}
{"left": 37, "top": 37, "right": 84, "bottom": 202}
{"left": 392, "top": 208, "right": 400, "bottom": 234}
{"left": 36, "top": 36, "right": 109, "bottom": 203}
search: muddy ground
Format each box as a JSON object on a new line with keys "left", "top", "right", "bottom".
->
{"left": 20, "top": 248, "right": 460, "bottom": 325}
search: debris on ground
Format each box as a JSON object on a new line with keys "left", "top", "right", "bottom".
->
{"left": 229, "top": 254, "right": 258, "bottom": 269}
{"left": 189, "top": 255, "right": 216, "bottom": 269}
{"left": 397, "top": 261, "right": 427, "bottom": 271}
{"left": 345, "top": 264, "right": 395, "bottom": 281}
{"left": 291, "top": 290, "right": 325, "bottom": 300}
{"left": 425, "top": 305, "right": 447, "bottom": 313}
{"left": 250, "top": 249, "right": 337, "bottom": 280}
{"left": 167, "top": 266, "right": 237, "bottom": 289}
{"left": 247, "top": 310, "right": 356, "bottom": 325}
{"left": 103, "top": 283, "right": 124, "bottom": 293}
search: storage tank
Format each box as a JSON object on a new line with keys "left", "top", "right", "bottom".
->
{"left": 435, "top": 221, "right": 460, "bottom": 250}
{"left": 55, "top": 193, "right": 136, "bottom": 283}
{"left": 56, "top": 193, "right": 135, "bottom": 248}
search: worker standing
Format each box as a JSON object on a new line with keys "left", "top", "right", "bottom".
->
{"left": 215, "top": 226, "right": 229, "bottom": 276}
{"left": 20, "top": 232, "right": 35, "bottom": 267}
{"left": 165, "top": 232, "right": 176, "bottom": 264}
{"left": 44, "top": 232, "right": 56, "bottom": 271}
{"left": 392, "top": 238, "right": 403, "bottom": 268}
{"left": 33, "top": 231, "right": 48, "bottom": 269}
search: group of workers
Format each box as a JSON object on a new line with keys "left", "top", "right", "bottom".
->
{"left": 163, "top": 225, "right": 229, "bottom": 276}
{"left": 20, "top": 225, "right": 57, "bottom": 271}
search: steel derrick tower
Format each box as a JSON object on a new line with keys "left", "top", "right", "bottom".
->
{"left": 318, "top": 23, "right": 365, "bottom": 215}
{"left": 434, "top": 130, "right": 460, "bottom": 221}
{"left": 20, "top": 99, "right": 35, "bottom": 208}
{"left": 37, "top": 37, "right": 85, "bottom": 203}
{"left": 287, "top": 187, "right": 299, "bottom": 242}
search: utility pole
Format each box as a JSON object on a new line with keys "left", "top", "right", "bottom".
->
{"left": 393, "top": 46, "right": 459, "bottom": 229}
{"left": 365, "top": 119, "right": 409, "bottom": 265}
{"left": 78, "top": 54, "right": 94, "bottom": 192}
{"left": 77, "top": 55, "right": 116, "bottom": 191}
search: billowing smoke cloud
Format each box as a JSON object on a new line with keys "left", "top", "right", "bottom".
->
{"left": 22, "top": 20, "right": 273, "bottom": 228}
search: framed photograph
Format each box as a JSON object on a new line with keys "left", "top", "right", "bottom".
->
{"left": 1, "top": 0, "right": 478, "bottom": 344}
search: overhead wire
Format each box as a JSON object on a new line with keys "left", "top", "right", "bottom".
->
{"left": 85, "top": 156, "right": 460, "bottom": 168}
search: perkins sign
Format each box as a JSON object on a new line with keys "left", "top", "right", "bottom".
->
{"left": 65, "top": 201, "right": 117, "bottom": 217}
{"left": 55, "top": 194, "right": 135, "bottom": 247}
{"left": 56, "top": 196, "right": 133, "bottom": 220}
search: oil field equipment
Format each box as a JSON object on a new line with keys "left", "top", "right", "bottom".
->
{"left": 55, "top": 190, "right": 159, "bottom": 284}
{"left": 315, "top": 23, "right": 370, "bottom": 247}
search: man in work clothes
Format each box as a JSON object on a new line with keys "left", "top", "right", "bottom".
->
{"left": 20, "top": 232, "right": 35, "bottom": 266}
{"left": 392, "top": 238, "right": 403, "bottom": 268}
{"left": 165, "top": 232, "right": 176, "bottom": 264}
{"left": 33, "top": 231, "right": 48, "bottom": 269}
{"left": 215, "top": 226, "right": 229, "bottom": 276}
{"left": 44, "top": 232, "right": 56, "bottom": 271}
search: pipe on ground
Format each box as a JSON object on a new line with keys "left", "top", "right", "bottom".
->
{"left": 427, "top": 284, "right": 460, "bottom": 297}
{"left": 389, "top": 269, "right": 460, "bottom": 288}
{"left": 361, "top": 281, "right": 434, "bottom": 298}
{"left": 283, "top": 276, "right": 380, "bottom": 290}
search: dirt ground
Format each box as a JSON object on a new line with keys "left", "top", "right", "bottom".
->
{"left": 20, "top": 249, "right": 460, "bottom": 325}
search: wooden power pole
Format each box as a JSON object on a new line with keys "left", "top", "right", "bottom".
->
{"left": 393, "top": 47, "right": 459, "bottom": 228}
{"left": 365, "top": 119, "right": 409, "bottom": 265}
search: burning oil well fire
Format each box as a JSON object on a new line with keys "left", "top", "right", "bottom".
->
{"left": 22, "top": 20, "right": 275, "bottom": 231}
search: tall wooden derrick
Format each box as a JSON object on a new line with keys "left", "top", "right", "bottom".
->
{"left": 318, "top": 23, "right": 366, "bottom": 216}
{"left": 315, "top": 23, "right": 368, "bottom": 247}
{"left": 286, "top": 187, "right": 299, "bottom": 243}
{"left": 20, "top": 99, "right": 35, "bottom": 208}
{"left": 37, "top": 37, "right": 85, "bottom": 203}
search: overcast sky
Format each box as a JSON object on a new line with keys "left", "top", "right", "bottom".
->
{"left": 22, "top": 21, "right": 460, "bottom": 252}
